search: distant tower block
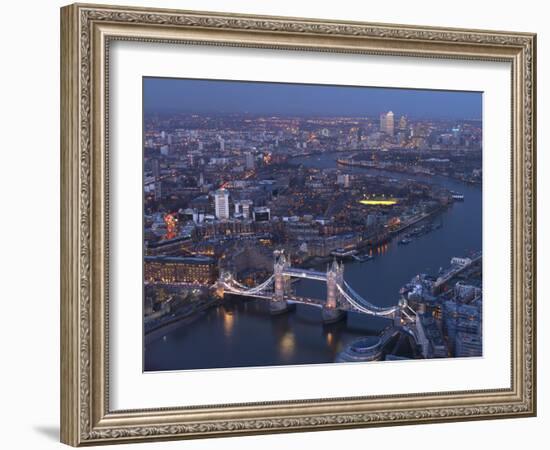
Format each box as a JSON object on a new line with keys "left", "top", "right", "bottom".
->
{"left": 271, "top": 250, "right": 291, "bottom": 314}
{"left": 214, "top": 188, "right": 229, "bottom": 220}
{"left": 379, "top": 111, "right": 395, "bottom": 136}
{"left": 398, "top": 115, "right": 407, "bottom": 131}
{"left": 386, "top": 111, "right": 395, "bottom": 136}
{"left": 241, "top": 200, "right": 252, "bottom": 219}
{"left": 323, "top": 259, "right": 347, "bottom": 324}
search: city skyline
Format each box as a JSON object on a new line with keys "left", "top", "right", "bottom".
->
{"left": 143, "top": 77, "right": 482, "bottom": 120}
{"left": 143, "top": 78, "right": 483, "bottom": 372}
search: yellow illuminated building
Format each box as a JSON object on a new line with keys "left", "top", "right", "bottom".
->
{"left": 359, "top": 198, "right": 398, "bottom": 206}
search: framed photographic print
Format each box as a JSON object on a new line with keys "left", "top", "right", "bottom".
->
{"left": 60, "top": 3, "right": 537, "bottom": 446}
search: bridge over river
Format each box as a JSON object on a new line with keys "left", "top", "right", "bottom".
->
{"left": 216, "top": 250, "right": 417, "bottom": 328}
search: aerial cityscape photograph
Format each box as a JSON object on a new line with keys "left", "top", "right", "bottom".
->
{"left": 142, "top": 77, "right": 483, "bottom": 372}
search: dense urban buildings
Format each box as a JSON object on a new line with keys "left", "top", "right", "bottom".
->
{"left": 143, "top": 78, "right": 483, "bottom": 371}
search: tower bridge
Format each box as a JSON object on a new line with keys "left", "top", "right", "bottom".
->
{"left": 215, "top": 250, "right": 417, "bottom": 327}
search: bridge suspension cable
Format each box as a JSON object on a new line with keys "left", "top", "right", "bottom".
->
{"left": 222, "top": 274, "right": 275, "bottom": 295}
{"left": 401, "top": 309, "right": 415, "bottom": 322}
{"left": 338, "top": 282, "right": 399, "bottom": 317}
{"left": 221, "top": 281, "right": 268, "bottom": 296}
{"left": 406, "top": 304, "right": 417, "bottom": 317}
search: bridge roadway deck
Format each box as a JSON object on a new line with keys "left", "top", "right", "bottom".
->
{"left": 223, "top": 290, "right": 272, "bottom": 300}
{"left": 289, "top": 295, "right": 396, "bottom": 315}
{"left": 282, "top": 268, "right": 327, "bottom": 281}
{"left": 286, "top": 295, "right": 324, "bottom": 308}
{"left": 224, "top": 288, "right": 388, "bottom": 315}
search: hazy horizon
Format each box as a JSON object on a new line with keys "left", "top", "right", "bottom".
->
{"left": 143, "top": 77, "right": 482, "bottom": 121}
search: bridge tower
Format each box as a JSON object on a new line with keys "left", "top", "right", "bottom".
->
{"left": 323, "top": 259, "right": 347, "bottom": 323}
{"left": 213, "top": 270, "right": 230, "bottom": 299}
{"left": 271, "top": 250, "right": 291, "bottom": 314}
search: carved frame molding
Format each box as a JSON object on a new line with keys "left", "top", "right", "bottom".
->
{"left": 61, "top": 3, "right": 536, "bottom": 446}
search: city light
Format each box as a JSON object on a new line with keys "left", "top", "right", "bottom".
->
{"left": 359, "top": 199, "right": 398, "bottom": 206}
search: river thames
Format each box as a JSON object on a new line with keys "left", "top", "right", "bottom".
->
{"left": 144, "top": 152, "right": 482, "bottom": 371}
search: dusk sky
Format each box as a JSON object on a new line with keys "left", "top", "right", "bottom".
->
{"left": 143, "top": 77, "right": 482, "bottom": 120}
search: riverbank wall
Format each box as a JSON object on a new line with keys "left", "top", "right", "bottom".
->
{"left": 144, "top": 298, "right": 222, "bottom": 344}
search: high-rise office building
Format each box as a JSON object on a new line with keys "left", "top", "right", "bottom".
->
{"left": 214, "top": 189, "right": 229, "bottom": 220}
{"left": 235, "top": 200, "right": 253, "bottom": 219}
{"left": 387, "top": 111, "right": 394, "bottom": 136}
{"left": 398, "top": 115, "right": 408, "bottom": 131}
{"left": 241, "top": 200, "right": 252, "bottom": 219}
{"left": 379, "top": 111, "right": 395, "bottom": 136}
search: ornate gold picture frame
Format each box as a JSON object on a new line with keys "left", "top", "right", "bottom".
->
{"left": 60, "top": 3, "right": 536, "bottom": 446}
